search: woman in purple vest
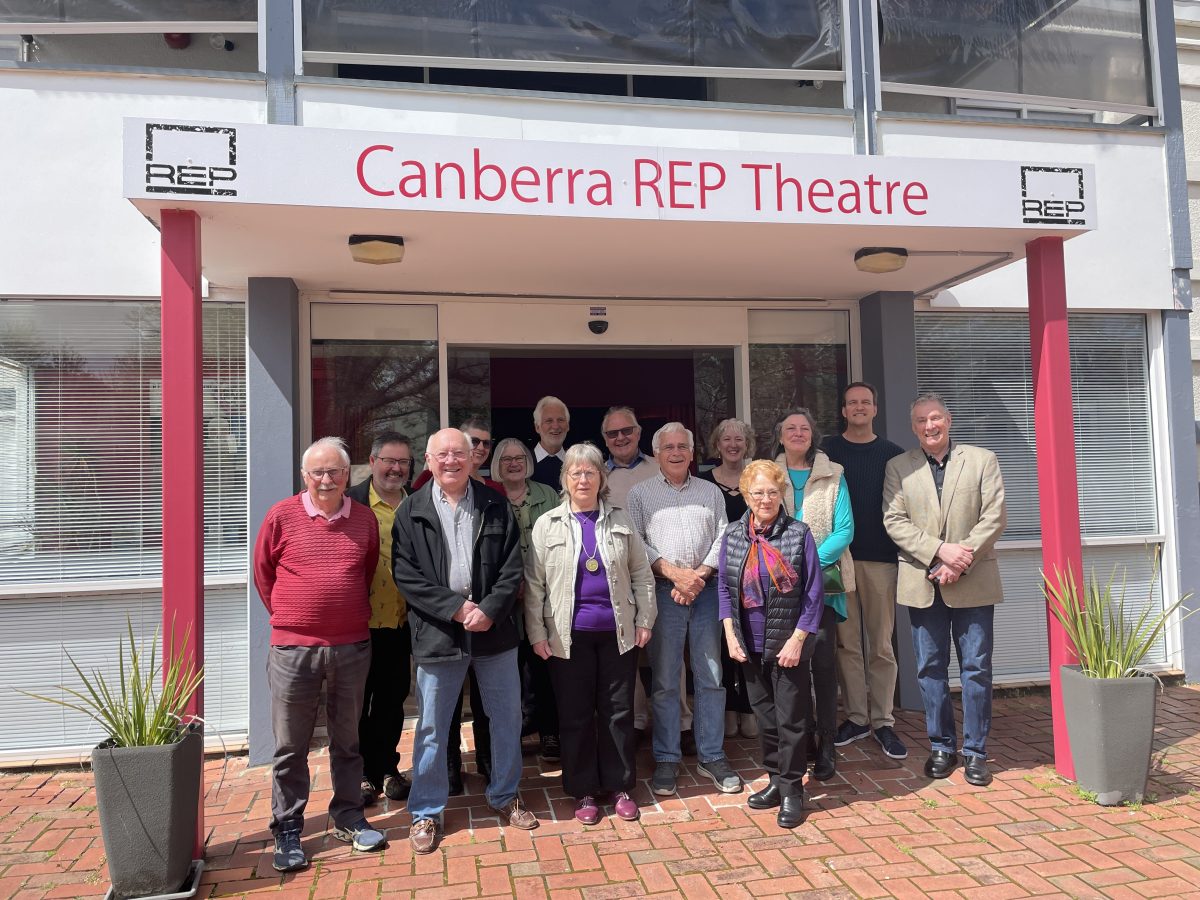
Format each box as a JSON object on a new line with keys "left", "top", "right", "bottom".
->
{"left": 524, "top": 442, "right": 657, "bottom": 825}
{"left": 718, "top": 459, "right": 824, "bottom": 828}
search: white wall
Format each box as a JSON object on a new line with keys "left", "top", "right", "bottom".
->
{"left": 879, "top": 118, "right": 1174, "bottom": 311}
{"left": 0, "top": 69, "right": 265, "bottom": 298}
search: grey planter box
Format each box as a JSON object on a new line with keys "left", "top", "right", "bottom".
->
{"left": 1060, "top": 665, "right": 1157, "bottom": 806}
{"left": 92, "top": 729, "right": 202, "bottom": 900}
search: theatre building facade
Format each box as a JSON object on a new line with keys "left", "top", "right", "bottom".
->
{"left": 1, "top": 1, "right": 1198, "bottom": 761}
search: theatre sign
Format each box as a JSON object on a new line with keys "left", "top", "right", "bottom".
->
{"left": 125, "top": 118, "right": 1096, "bottom": 233}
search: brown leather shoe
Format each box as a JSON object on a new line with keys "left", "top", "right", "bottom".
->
{"left": 409, "top": 818, "right": 441, "bottom": 854}
{"left": 489, "top": 798, "right": 539, "bottom": 830}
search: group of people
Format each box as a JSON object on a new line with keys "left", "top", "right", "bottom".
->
{"left": 252, "top": 387, "right": 1007, "bottom": 869}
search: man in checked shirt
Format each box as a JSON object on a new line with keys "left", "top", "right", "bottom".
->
{"left": 627, "top": 422, "right": 743, "bottom": 798}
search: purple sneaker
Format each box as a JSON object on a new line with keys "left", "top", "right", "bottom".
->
{"left": 612, "top": 791, "right": 640, "bottom": 821}
{"left": 575, "top": 796, "right": 601, "bottom": 826}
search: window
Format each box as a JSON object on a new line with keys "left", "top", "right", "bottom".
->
{"left": 0, "top": 300, "right": 247, "bottom": 585}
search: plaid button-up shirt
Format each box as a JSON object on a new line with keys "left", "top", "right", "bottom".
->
{"left": 627, "top": 473, "right": 727, "bottom": 571}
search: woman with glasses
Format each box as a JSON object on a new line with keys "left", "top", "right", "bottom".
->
{"left": 775, "top": 409, "right": 855, "bottom": 784}
{"left": 493, "top": 437, "right": 562, "bottom": 762}
{"left": 699, "top": 418, "right": 757, "bottom": 741}
{"left": 718, "top": 459, "right": 823, "bottom": 828}
{"left": 524, "top": 443, "right": 656, "bottom": 825}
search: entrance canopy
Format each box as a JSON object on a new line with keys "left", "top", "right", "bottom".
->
{"left": 123, "top": 118, "right": 1095, "bottom": 299}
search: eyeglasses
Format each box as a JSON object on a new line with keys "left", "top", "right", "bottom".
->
{"left": 567, "top": 470, "right": 599, "bottom": 482}
{"left": 377, "top": 456, "right": 412, "bottom": 468}
{"left": 433, "top": 450, "right": 469, "bottom": 462}
{"left": 603, "top": 425, "right": 638, "bottom": 439}
{"left": 306, "top": 467, "right": 347, "bottom": 480}
{"left": 469, "top": 436, "right": 493, "bottom": 449}
{"left": 748, "top": 490, "right": 781, "bottom": 501}
{"left": 498, "top": 455, "right": 527, "bottom": 466}
{"left": 658, "top": 443, "right": 692, "bottom": 453}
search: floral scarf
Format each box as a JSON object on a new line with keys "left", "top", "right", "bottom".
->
{"left": 741, "top": 516, "right": 798, "bottom": 609}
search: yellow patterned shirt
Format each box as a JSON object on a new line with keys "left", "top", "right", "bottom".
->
{"left": 367, "top": 483, "right": 407, "bottom": 629}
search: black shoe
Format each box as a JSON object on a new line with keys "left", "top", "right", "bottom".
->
{"left": 383, "top": 772, "right": 410, "bottom": 801}
{"left": 359, "top": 778, "right": 381, "bottom": 808}
{"left": 477, "top": 760, "right": 492, "bottom": 784}
{"left": 811, "top": 736, "right": 836, "bottom": 782}
{"left": 747, "top": 783, "right": 781, "bottom": 810}
{"left": 634, "top": 727, "right": 649, "bottom": 746}
{"left": 924, "top": 750, "right": 959, "bottom": 779}
{"left": 272, "top": 828, "right": 307, "bottom": 872}
{"left": 872, "top": 726, "right": 908, "bottom": 760}
{"left": 777, "top": 795, "right": 807, "bottom": 829}
{"left": 680, "top": 730, "right": 698, "bottom": 757}
{"left": 834, "top": 720, "right": 871, "bottom": 747}
{"left": 448, "top": 766, "right": 464, "bottom": 797}
{"left": 964, "top": 756, "right": 993, "bottom": 787}
{"left": 539, "top": 734, "right": 561, "bottom": 762}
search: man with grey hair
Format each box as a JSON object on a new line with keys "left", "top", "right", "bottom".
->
{"left": 627, "top": 423, "right": 741, "bottom": 797}
{"left": 393, "top": 428, "right": 537, "bottom": 854}
{"left": 253, "top": 436, "right": 387, "bottom": 873}
{"left": 602, "top": 406, "right": 660, "bottom": 509}
{"left": 884, "top": 393, "right": 1006, "bottom": 788}
{"left": 531, "top": 395, "right": 570, "bottom": 487}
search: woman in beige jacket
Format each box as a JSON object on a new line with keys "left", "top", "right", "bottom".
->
{"left": 524, "top": 442, "right": 656, "bottom": 825}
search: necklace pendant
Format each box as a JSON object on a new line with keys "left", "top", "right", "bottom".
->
{"left": 585, "top": 558, "right": 600, "bottom": 573}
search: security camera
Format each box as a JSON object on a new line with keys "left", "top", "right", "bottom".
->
{"left": 588, "top": 320, "right": 609, "bottom": 335}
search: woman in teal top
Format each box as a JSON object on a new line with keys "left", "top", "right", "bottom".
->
{"left": 775, "top": 409, "right": 854, "bottom": 782}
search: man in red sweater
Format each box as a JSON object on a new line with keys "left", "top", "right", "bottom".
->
{"left": 253, "top": 436, "right": 387, "bottom": 872}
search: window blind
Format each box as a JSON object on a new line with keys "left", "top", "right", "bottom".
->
{"left": 0, "top": 300, "right": 247, "bottom": 584}
{"left": 914, "top": 312, "right": 1156, "bottom": 541}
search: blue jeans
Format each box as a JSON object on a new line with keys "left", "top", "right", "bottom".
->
{"left": 648, "top": 580, "right": 725, "bottom": 763}
{"left": 908, "top": 594, "right": 994, "bottom": 759}
{"left": 408, "top": 648, "right": 523, "bottom": 822}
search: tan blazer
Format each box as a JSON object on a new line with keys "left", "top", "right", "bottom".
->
{"left": 883, "top": 443, "right": 1006, "bottom": 609}
{"left": 523, "top": 500, "right": 656, "bottom": 658}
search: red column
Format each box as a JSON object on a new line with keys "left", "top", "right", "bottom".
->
{"left": 160, "top": 209, "right": 205, "bottom": 855}
{"left": 1026, "top": 236, "right": 1083, "bottom": 780}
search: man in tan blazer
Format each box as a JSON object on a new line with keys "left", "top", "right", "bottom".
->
{"left": 883, "top": 393, "right": 1006, "bottom": 787}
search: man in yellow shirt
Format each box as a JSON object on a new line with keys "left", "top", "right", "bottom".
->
{"left": 348, "top": 431, "right": 414, "bottom": 805}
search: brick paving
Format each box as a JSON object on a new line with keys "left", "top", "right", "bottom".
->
{"left": 2, "top": 686, "right": 1200, "bottom": 899}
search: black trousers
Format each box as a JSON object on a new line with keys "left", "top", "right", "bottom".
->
{"left": 449, "top": 668, "right": 491, "bottom": 775}
{"left": 358, "top": 624, "right": 412, "bottom": 786}
{"left": 742, "top": 650, "right": 813, "bottom": 800}
{"left": 520, "top": 639, "right": 560, "bottom": 738}
{"left": 722, "top": 642, "right": 752, "bottom": 714}
{"left": 548, "top": 630, "right": 638, "bottom": 798}
{"left": 810, "top": 605, "right": 839, "bottom": 738}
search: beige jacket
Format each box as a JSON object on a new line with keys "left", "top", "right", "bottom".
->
{"left": 777, "top": 451, "right": 856, "bottom": 594}
{"left": 524, "top": 500, "right": 656, "bottom": 658}
{"left": 883, "top": 443, "right": 1007, "bottom": 609}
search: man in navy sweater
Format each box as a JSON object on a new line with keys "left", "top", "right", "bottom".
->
{"left": 822, "top": 383, "right": 907, "bottom": 761}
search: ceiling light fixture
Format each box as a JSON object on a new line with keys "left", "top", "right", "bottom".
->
{"left": 348, "top": 234, "right": 405, "bottom": 265}
{"left": 854, "top": 247, "right": 908, "bottom": 274}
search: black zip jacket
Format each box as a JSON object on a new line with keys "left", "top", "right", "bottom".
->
{"left": 392, "top": 480, "right": 523, "bottom": 662}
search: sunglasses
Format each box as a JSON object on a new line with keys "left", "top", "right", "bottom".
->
{"left": 603, "top": 425, "right": 638, "bottom": 439}
{"left": 469, "top": 436, "right": 493, "bottom": 449}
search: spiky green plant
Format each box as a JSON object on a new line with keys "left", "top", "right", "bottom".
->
{"left": 20, "top": 617, "right": 203, "bottom": 747}
{"left": 1042, "top": 554, "right": 1195, "bottom": 679}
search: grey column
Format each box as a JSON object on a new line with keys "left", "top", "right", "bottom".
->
{"left": 261, "top": 0, "right": 297, "bottom": 125}
{"left": 247, "top": 277, "right": 300, "bottom": 765}
{"left": 858, "top": 291, "right": 921, "bottom": 711}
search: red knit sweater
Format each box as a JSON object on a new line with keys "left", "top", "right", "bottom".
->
{"left": 253, "top": 493, "right": 380, "bottom": 646}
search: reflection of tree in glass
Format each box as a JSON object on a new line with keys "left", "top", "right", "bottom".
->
{"left": 692, "top": 350, "right": 735, "bottom": 461}
{"left": 311, "top": 341, "right": 439, "bottom": 462}
{"left": 749, "top": 343, "right": 847, "bottom": 457}
{"left": 447, "top": 349, "right": 491, "bottom": 429}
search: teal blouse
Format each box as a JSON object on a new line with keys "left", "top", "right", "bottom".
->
{"left": 788, "top": 468, "right": 854, "bottom": 622}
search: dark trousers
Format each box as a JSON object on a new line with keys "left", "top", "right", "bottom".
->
{"left": 267, "top": 640, "right": 371, "bottom": 834}
{"left": 742, "top": 651, "right": 813, "bottom": 799}
{"left": 810, "top": 605, "right": 838, "bottom": 738}
{"left": 520, "top": 640, "right": 560, "bottom": 738}
{"left": 449, "top": 669, "right": 491, "bottom": 775}
{"left": 358, "top": 623, "right": 412, "bottom": 786}
{"left": 548, "top": 630, "right": 638, "bottom": 798}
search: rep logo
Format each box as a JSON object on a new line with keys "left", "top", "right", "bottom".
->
{"left": 144, "top": 124, "right": 237, "bottom": 196}
{"left": 1020, "top": 165, "right": 1085, "bottom": 225}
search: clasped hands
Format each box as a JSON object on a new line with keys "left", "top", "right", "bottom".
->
{"left": 930, "top": 542, "right": 974, "bottom": 586}
{"left": 453, "top": 598, "right": 493, "bottom": 632}
{"left": 667, "top": 564, "right": 708, "bottom": 606}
